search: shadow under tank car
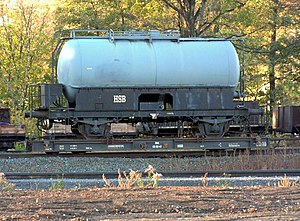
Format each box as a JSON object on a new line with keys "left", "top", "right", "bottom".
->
{"left": 26, "top": 30, "right": 263, "bottom": 139}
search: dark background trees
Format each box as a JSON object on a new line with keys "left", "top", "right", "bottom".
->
{"left": 0, "top": 0, "right": 299, "bottom": 127}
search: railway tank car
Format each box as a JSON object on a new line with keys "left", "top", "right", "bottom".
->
{"left": 26, "top": 29, "right": 262, "bottom": 139}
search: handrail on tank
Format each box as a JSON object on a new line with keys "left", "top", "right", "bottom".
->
{"left": 69, "top": 29, "right": 114, "bottom": 39}
{"left": 51, "top": 31, "right": 68, "bottom": 83}
{"left": 67, "top": 29, "right": 180, "bottom": 40}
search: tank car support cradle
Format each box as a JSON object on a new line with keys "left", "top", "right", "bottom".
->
{"left": 31, "top": 137, "right": 269, "bottom": 153}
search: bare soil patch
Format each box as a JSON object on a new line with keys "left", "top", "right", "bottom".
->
{"left": 0, "top": 186, "right": 300, "bottom": 220}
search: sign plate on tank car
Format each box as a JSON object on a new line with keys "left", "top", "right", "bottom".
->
{"left": 113, "top": 95, "right": 127, "bottom": 103}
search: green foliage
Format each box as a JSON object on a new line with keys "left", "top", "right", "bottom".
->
{"left": 224, "top": 0, "right": 300, "bottom": 107}
{"left": 14, "top": 142, "right": 27, "bottom": 152}
{"left": 55, "top": 0, "right": 176, "bottom": 31}
{"left": 0, "top": 0, "right": 55, "bottom": 134}
{"left": 144, "top": 165, "right": 162, "bottom": 187}
{"left": 49, "top": 175, "right": 65, "bottom": 191}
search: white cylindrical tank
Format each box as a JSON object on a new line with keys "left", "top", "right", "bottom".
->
{"left": 57, "top": 37, "right": 240, "bottom": 102}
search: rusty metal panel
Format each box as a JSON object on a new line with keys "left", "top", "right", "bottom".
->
{"left": 0, "top": 125, "right": 25, "bottom": 135}
{"left": 47, "top": 123, "right": 72, "bottom": 134}
{"left": 273, "top": 106, "right": 300, "bottom": 133}
{"left": 111, "top": 123, "right": 136, "bottom": 134}
{"left": 292, "top": 106, "right": 300, "bottom": 132}
{"left": 272, "top": 107, "right": 279, "bottom": 130}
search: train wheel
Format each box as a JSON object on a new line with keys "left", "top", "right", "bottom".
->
{"left": 37, "top": 119, "right": 53, "bottom": 131}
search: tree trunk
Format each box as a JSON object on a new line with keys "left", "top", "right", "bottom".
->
{"left": 269, "top": 0, "right": 279, "bottom": 112}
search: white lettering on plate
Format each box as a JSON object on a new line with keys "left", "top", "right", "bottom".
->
{"left": 113, "top": 95, "right": 127, "bottom": 103}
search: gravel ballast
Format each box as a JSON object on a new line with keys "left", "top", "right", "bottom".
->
{"left": 1, "top": 154, "right": 300, "bottom": 173}
{"left": 1, "top": 156, "right": 300, "bottom": 189}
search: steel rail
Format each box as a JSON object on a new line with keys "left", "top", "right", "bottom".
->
{"left": 3, "top": 169, "right": 300, "bottom": 180}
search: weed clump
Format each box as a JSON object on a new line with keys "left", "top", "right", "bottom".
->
{"left": 202, "top": 172, "right": 208, "bottom": 187}
{"left": 145, "top": 165, "right": 163, "bottom": 187}
{"left": 0, "top": 173, "right": 15, "bottom": 190}
{"left": 49, "top": 175, "right": 65, "bottom": 190}
{"left": 277, "top": 174, "right": 299, "bottom": 187}
{"left": 102, "top": 165, "right": 162, "bottom": 189}
{"left": 268, "top": 174, "right": 300, "bottom": 187}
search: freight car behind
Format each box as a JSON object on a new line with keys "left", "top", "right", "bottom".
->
{"left": 273, "top": 106, "right": 300, "bottom": 134}
{"left": 0, "top": 108, "right": 26, "bottom": 150}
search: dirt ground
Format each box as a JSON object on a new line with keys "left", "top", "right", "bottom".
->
{"left": 0, "top": 186, "right": 300, "bottom": 220}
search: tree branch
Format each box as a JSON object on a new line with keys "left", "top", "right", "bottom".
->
{"left": 161, "top": 0, "right": 188, "bottom": 22}
{"left": 197, "top": 1, "right": 246, "bottom": 35}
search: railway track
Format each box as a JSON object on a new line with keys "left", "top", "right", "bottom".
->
{"left": 3, "top": 169, "right": 300, "bottom": 180}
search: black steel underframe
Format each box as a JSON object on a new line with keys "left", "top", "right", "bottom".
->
{"left": 35, "top": 109, "right": 249, "bottom": 120}
{"left": 31, "top": 137, "right": 269, "bottom": 153}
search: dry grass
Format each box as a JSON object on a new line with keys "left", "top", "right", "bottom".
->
{"left": 277, "top": 174, "right": 300, "bottom": 187}
{"left": 267, "top": 174, "right": 300, "bottom": 187}
{"left": 0, "top": 173, "right": 15, "bottom": 190}
{"left": 202, "top": 172, "right": 208, "bottom": 187}
{"left": 170, "top": 148, "right": 300, "bottom": 171}
{"left": 102, "top": 165, "right": 162, "bottom": 189}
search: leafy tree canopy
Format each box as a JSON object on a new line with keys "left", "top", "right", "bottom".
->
{"left": 0, "top": 0, "right": 299, "bottom": 131}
